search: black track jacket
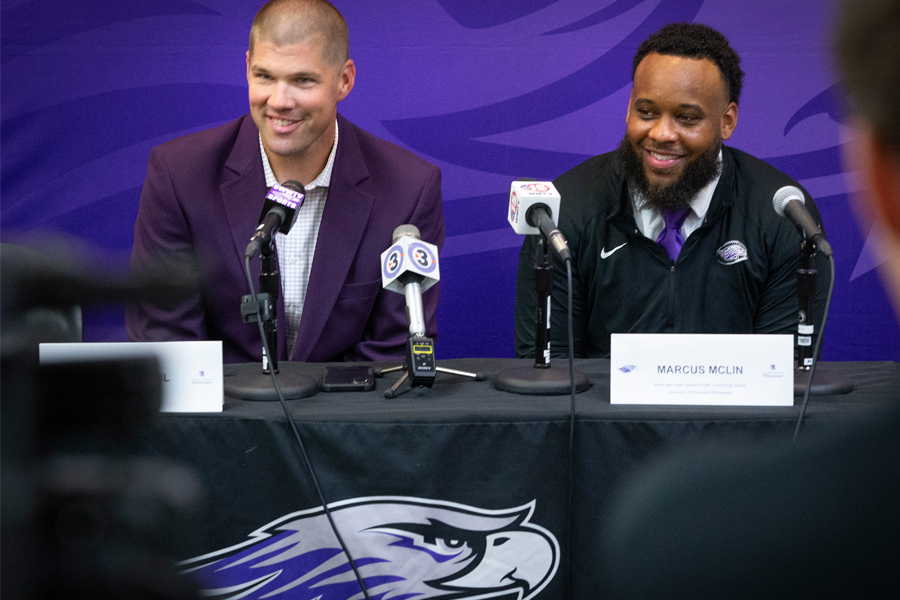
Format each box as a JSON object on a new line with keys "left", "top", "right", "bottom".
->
{"left": 515, "top": 146, "right": 828, "bottom": 358}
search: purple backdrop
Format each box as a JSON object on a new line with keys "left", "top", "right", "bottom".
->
{"left": 3, "top": 0, "right": 897, "bottom": 360}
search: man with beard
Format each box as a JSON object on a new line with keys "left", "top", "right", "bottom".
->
{"left": 515, "top": 23, "right": 827, "bottom": 358}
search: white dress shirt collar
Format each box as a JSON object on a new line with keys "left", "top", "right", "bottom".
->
{"left": 629, "top": 149, "right": 723, "bottom": 241}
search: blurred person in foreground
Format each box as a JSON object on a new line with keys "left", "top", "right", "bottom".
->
{"left": 597, "top": 3, "right": 900, "bottom": 598}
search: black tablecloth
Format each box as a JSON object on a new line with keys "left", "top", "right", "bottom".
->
{"left": 133, "top": 359, "right": 899, "bottom": 599}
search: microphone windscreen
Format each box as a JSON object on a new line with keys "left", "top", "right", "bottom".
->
{"left": 773, "top": 185, "right": 805, "bottom": 217}
{"left": 281, "top": 180, "right": 305, "bottom": 195}
{"left": 392, "top": 224, "right": 421, "bottom": 243}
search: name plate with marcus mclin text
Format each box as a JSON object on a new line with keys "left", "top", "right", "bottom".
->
{"left": 610, "top": 333, "right": 793, "bottom": 406}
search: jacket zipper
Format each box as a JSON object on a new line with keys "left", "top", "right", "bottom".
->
{"left": 667, "top": 261, "right": 676, "bottom": 327}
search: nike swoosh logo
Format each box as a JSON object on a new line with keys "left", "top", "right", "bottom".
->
{"left": 600, "top": 242, "right": 627, "bottom": 259}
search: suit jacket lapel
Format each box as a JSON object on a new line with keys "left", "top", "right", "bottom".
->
{"left": 220, "top": 115, "right": 289, "bottom": 360}
{"left": 293, "top": 115, "right": 375, "bottom": 361}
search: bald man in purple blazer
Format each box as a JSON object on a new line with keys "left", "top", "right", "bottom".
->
{"left": 126, "top": 0, "right": 444, "bottom": 364}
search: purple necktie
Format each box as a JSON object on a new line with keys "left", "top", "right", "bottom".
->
{"left": 656, "top": 208, "right": 691, "bottom": 261}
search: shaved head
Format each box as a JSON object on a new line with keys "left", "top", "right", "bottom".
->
{"left": 249, "top": 0, "right": 349, "bottom": 67}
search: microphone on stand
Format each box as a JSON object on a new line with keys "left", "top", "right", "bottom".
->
{"left": 773, "top": 185, "right": 825, "bottom": 373}
{"left": 773, "top": 185, "right": 823, "bottom": 370}
{"left": 377, "top": 225, "right": 482, "bottom": 398}
{"left": 244, "top": 181, "right": 306, "bottom": 374}
{"left": 245, "top": 181, "right": 305, "bottom": 259}
{"left": 228, "top": 180, "right": 318, "bottom": 402}
{"left": 496, "top": 180, "right": 589, "bottom": 395}
{"left": 380, "top": 225, "right": 440, "bottom": 394}
{"left": 770, "top": 185, "right": 851, "bottom": 403}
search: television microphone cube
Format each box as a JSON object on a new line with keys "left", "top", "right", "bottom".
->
{"left": 508, "top": 180, "right": 561, "bottom": 235}
{"left": 381, "top": 236, "right": 440, "bottom": 294}
{"left": 258, "top": 182, "right": 305, "bottom": 235}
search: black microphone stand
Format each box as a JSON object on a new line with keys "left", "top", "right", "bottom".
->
{"left": 225, "top": 239, "right": 318, "bottom": 401}
{"left": 793, "top": 240, "right": 852, "bottom": 396}
{"left": 376, "top": 337, "right": 484, "bottom": 399}
{"left": 259, "top": 241, "right": 280, "bottom": 373}
{"left": 534, "top": 236, "right": 553, "bottom": 366}
{"left": 376, "top": 275, "right": 483, "bottom": 399}
{"left": 495, "top": 237, "right": 589, "bottom": 395}
{"left": 795, "top": 246, "right": 817, "bottom": 373}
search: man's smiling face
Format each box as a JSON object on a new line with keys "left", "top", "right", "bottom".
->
{"left": 624, "top": 52, "right": 737, "bottom": 192}
{"left": 246, "top": 37, "right": 353, "bottom": 170}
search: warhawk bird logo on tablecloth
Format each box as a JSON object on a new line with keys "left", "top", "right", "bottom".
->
{"left": 180, "top": 496, "right": 559, "bottom": 600}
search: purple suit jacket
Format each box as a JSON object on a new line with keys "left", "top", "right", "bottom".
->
{"left": 126, "top": 113, "right": 444, "bottom": 363}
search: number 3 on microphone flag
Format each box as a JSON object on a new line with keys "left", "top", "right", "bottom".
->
{"left": 381, "top": 238, "right": 440, "bottom": 293}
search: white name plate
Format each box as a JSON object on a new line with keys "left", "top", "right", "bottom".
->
{"left": 40, "top": 341, "right": 223, "bottom": 413}
{"left": 610, "top": 334, "right": 793, "bottom": 406}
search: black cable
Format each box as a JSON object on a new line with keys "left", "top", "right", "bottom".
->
{"left": 792, "top": 253, "right": 836, "bottom": 444}
{"left": 243, "top": 257, "right": 372, "bottom": 600}
{"left": 564, "top": 258, "right": 576, "bottom": 598}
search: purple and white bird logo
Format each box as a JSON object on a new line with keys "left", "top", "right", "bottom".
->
{"left": 716, "top": 240, "right": 749, "bottom": 265}
{"left": 180, "top": 496, "right": 559, "bottom": 600}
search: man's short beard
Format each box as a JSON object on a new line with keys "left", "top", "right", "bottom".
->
{"left": 619, "top": 137, "right": 722, "bottom": 212}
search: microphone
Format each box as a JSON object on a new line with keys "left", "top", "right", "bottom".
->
{"left": 508, "top": 180, "right": 571, "bottom": 261}
{"left": 245, "top": 180, "right": 306, "bottom": 259}
{"left": 380, "top": 224, "right": 440, "bottom": 336}
{"left": 773, "top": 185, "right": 832, "bottom": 257}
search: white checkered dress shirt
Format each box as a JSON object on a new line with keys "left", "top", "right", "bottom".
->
{"left": 259, "top": 120, "right": 338, "bottom": 359}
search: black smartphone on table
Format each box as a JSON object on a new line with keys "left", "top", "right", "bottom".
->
{"left": 321, "top": 365, "right": 376, "bottom": 392}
